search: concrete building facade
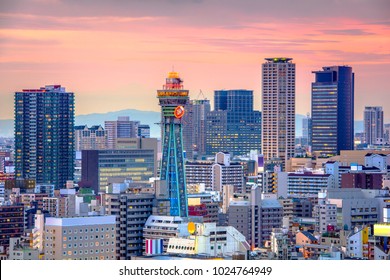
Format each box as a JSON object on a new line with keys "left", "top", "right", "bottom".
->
{"left": 262, "top": 58, "right": 295, "bottom": 170}
{"left": 43, "top": 215, "right": 117, "bottom": 260}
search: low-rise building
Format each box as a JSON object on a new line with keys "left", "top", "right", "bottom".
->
{"left": 270, "top": 228, "right": 293, "bottom": 260}
{"left": 346, "top": 226, "right": 370, "bottom": 259}
{"left": 0, "top": 204, "right": 24, "bottom": 252}
{"left": 228, "top": 187, "right": 283, "bottom": 248}
{"left": 8, "top": 237, "right": 40, "bottom": 260}
{"left": 167, "top": 222, "right": 250, "bottom": 258}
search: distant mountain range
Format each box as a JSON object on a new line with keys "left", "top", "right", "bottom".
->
{"left": 0, "top": 109, "right": 161, "bottom": 138}
{"left": 0, "top": 110, "right": 376, "bottom": 138}
{"left": 76, "top": 109, "right": 161, "bottom": 138}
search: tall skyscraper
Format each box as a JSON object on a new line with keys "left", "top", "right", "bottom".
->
{"left": 311, "top": 66, "right": 354, "bottom": 156}
{"left": 364, "top": 106, "right": 384, "bottom": 145}
{"left": 384, "top": 124, "right": 390, "bottom": 144}
{"left": 157, "top": 71, "right": 189, "bottom": 217}
{"left": 206, "top": 90, "right": 261, "bottom": 156}
{"left": 14, "top": 85, "right": 74, "bottom": 189}
{"left": 182, "top": 99, "right": 211, "bottom": 160}
{"left": 192, "top": 99, "right": 211, "bottom": 159}
{"left": 215, "top": 89, "right": 253, "bottom": 112}
{"left": 262, "top": 58, "right": 295, "bottom": 169}
{"left": 302, "top": 113, "right": 312, "bottom": 147}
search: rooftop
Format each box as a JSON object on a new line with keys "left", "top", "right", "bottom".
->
{"left": 264, "top": 57, "right": 293, "bottom": 63}
{"left": 261, "top": 199, "right": 282, "bottom": 208}
{"left": 45, "top": 215, "right": 116, "bottom": 227}
{"left": 300, "top": 231, "right": 318, "bottom": 242}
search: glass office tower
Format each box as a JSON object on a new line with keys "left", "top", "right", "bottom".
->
{"left": 311, "top": 66, "right": 354, "bottom": 156}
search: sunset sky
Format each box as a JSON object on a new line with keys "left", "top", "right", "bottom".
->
{"left": 0, "top": 0, "right": 389, "bottom": 121}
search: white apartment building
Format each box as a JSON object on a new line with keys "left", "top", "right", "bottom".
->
{"left": 185, "top": 152, "right": 243, "bottom": 192}
{"left": 277, "top": 171, "right": 335, "bottom": 198}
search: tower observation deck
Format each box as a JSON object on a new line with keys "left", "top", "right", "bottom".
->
{"left": 157, "top": 71, "right": 189, "bottom": 217}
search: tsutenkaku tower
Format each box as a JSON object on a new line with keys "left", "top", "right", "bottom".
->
{"left": 157, "top": 71, "right": 189, "bottom": 217}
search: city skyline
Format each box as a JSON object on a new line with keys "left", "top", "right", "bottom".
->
{"left": 0, "top": 0, "right": 390, "bottom": 121}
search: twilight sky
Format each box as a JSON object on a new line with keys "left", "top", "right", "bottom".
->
{"left": 0, "top": 0, "right": 389, "bottom": 121}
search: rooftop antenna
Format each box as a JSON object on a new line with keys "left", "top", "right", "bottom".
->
{"left": 197, "top": 90, "right": 207, "bottom": 100}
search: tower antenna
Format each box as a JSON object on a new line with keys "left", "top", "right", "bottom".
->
{"left": 197, "top": 90, "right": 206, "bottom": 100}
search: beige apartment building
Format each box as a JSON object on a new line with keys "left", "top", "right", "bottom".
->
{"left": 44, "top": 215, "right": 116, "bottom": 260}
{"left": 262, "top": 57, "right": 295, "bottom": 170}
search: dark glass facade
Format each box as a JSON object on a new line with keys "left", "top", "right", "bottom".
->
{"left": 14, "top": 85, "right": 74, "bottom": 189}
{"left": 302, "top": 114, "right": 312, "bottom": 147}
{"left": 311, "top": 66, "right": 354, "bottom": 156}
{"left": 206, "top": 90, "right": 261, "bottom": 156}
{"left": 81, "top": 148, "right": 156, "bottom": 194}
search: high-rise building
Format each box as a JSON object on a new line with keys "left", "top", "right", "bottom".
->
{"left": 302, "top": 113, "right": 312, "bottom": 147}
{"left": 14, "top": 85, "right": 74, "bottom": 189}
{"left": 311, "top": 66, "right": 354, "bottom": 156}
{"left": 81, "top": 138, "right": 157, "bottom": 194}
{"left": 182, "top": 101, "right": 194, "bottom": 160}
{"left": 75, "top": 125, "right": 107, "bottom": 151}
{"left": 185, "top": 152, "right": 244, "bottom": 192}
{"left": 104, "top": 192, "right": 154, "bottom": 259}
{"left": 206, "top": 90, "right": 261, "bottom": 156}
{"left": 105, "top": 117, "right": 139, "bottom": 149}
{"left": 262, "top": 58, "right": 295, "bottom": 170}
{"left": 384, "top": 124, "right": 390, "bottom": 144}
{"left": 214, "top": 89, "right": 253, "bottom": 112}
{"left": 157, "top": 71, "right": 189, "bottom": 217}
{"left": 182, "top": 99, "right": 211, "bottom": 160}
{"left": 364, "top": 106, "right": 384, "bottom": 145}
{"left": 228, "top": 188, "right": 283, "bottom": 248}
{"left": 137, "top": 124, "right": 150, "bottom": 138}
